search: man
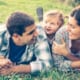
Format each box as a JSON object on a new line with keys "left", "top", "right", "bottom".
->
{"left": 0, "top": 11, "right": 52, "bottom": 75}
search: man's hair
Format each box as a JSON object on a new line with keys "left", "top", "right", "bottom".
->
{"left": 70, "top": 5, "right": 80, "bottom": 26}
{"left": 44, "top": 10, "right": 64, "bottom": 27}
{"left": 6, "top": 11, "right": 34, "bottom": 36}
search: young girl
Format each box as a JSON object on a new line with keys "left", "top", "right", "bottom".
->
{"left": 43, "top": 10, "right": 64, "bottom": 54}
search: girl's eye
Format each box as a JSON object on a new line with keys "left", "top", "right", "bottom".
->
{"left": 51, "top": 23, "right": 54, "bottom": 25}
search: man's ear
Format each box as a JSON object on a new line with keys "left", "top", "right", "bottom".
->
{"left": 12, "top": 33, "right": 20, "bottom": 41}
{"left": 13, "top": 33, "right": 19, "bottom": 38}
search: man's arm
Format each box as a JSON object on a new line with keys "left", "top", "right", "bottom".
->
{"left": 0, "top": 64, "right": 31, "bottom": 75}
{"left": 0, "top": 40, "right": 52, "bottom": 75}
{"left": 0, "top": 57, "right": 12, "bottom": 69}
{"left": 27, "top": 26, "right": 53, "bottom": 73}
{"left": 30, "top": 40, "right": 52, "bottom": 73}
{"left": 12, "top": 65, "right": 31, "bottom": 73}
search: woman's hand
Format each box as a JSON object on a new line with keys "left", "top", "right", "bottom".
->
{"left": 52, "top": 39, "right": 69, "bottom": 56}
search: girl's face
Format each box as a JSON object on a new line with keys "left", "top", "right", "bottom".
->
{"left": 43, "top": 16, "right": 60, "bottom": 35}
{"left": 67, "top": 16, "right": 80, "bottom": 40}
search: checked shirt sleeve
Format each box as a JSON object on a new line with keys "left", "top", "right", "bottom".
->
{"left": 30, "top": 26, "right": 53, "bottom": 73}
{"left": 0, "top": 26, "right": 9, "bottom": 57}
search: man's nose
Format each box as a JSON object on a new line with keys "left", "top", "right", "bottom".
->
{"left": 67, "top": 26, "right": 71, "bottom": 32}
{"left": 33, "top": 30, "right": 38, "bottom": 37}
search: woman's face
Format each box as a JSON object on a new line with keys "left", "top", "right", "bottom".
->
{"left": 67, "top": 16, "right": 80, "bottom": 40}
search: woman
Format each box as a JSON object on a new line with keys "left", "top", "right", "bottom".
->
{"left": 53, "top": 5, "right": 80, "bottom": 72}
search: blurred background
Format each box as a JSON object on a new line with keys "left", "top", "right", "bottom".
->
{"left": 0, "top": 0, "right": 80, "bottom": 23}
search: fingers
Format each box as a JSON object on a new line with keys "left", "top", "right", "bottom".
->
{"left": 61, "top": 38, "right": 65, "bottom": 44}
{"left": 53, "top": 41, "right": 57, "bottom": 46}
{"left": 52, "top": 40, "right": 65, "bottom": 55}
{"left": 52, "top": 41, "right": 58, "bottom": 53}
{"left": 0, "top": 67, "right": 12, "bottom": 76}
{"left": 0, "top": 65, "right": 14, "bottom": 76}
{"left": 0, "top": 59, "right": 13, "bottom": 69}
{"left": 61, "top": 38, "right": 66, "bottom": 46}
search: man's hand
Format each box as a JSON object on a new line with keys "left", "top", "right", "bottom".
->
{"left": 0, "top": 65, "right": 31, "bottom": 75}
{"left": 52, "top": 39, "right": 69, "bottom": 56}
{"left": 0, "top": 65, "right": 13, "bottom": 76}
{"left": 0, "top": 58, "right": 12, "bottom": 69}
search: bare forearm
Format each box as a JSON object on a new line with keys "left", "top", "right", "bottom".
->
{"left": 12, "top": 65, "right": 31, "bottom": 73}
{"left": 65, "top": 53, "right": 80, "bottom": 61}
{"left": 71, "top": 61, "right": 80, "bottom": 68}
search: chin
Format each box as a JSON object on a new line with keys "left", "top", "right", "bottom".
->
{"left": 47, "top": 32, "right": 54, "bottom": 35}
{"left": 69, "top": 36, "right": 79, "bottom": 40}
{"left": 28, "top": 40, "right": 36, "bottom": 45}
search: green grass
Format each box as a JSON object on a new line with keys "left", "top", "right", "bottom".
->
{"left": 0, "top": 0, "right": 73, "bottom": 23}
{"left": 0, "top": 0, "right": 79, "bottom": 80}
{"left": 0, "top": 68, "right": 80, "bottom": 80}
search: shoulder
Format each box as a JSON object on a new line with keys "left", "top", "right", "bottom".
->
{"left": 56, "top": 25, "right": 68, "bottom": 34}
{"left": 55, "top": 25, "right": 69, "bottom": 44}
{"left": 0, "top": 24, "right": 10, "bottom": 43}
{"left": 0, "top": 24, "right": 9, "bottom": 36}
{"left": 55, "top": 25, "right": 69, "bottom": 38}
{"left": 0, "top": 24, "right": 6, "bottom": 32}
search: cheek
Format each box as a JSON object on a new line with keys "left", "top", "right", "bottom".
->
{"left": 28, "top": 35, "right": 33, "bottom": 40}
{"left": 72, "top": 29, "right": 80, "bottom": 35}
{"left": 43, "top": 23, "right": 47, "bottom": 27}
{"left": 69, "top": 30, "right": 80, "bottom": 39}
{"left": 25, "top": 35, "right": 33, "bottom": 41}
{"left": 52, "top": 26, "right": 60, "bottom": 31}
{"left": 75, "top": 31, "right": 80, "bottom": 37}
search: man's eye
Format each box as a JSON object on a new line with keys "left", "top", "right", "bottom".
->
{"left": 28, "top": 30, "right": 35, "bottom": 35}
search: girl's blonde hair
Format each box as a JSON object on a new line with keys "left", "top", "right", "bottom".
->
{"left": 44, "top": 10, "right": 64, "bottom": 27}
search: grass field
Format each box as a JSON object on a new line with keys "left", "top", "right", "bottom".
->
{"left": 0, "top": 0, "right": 73, "bottom": 23}
{"left": 0, "top": 0, "right": 80, "bottom": 80}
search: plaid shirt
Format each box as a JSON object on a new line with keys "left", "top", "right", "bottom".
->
{"left": 0, "top": 24, "right": 52, "bottom": 73}
{"left": 53, "top": 26, "right": 80, "bottom": 72}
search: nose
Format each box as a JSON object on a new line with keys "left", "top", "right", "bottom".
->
{"left": 47, "top": 22, "right": 50, "bottom": 26}
{"left": 67, "top": 25, "right": 71, "bottom": 32}
{"left": 45, "top": 23, "right": 51, "bottom": 28}
{"left": 67, "top": 27, "right": 71, "bottom": 32}
{"left": 33, "top": 29, "right": 38, "bottom": 37}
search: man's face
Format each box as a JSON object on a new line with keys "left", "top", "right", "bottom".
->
{"left": 19, "top": 24, "right": 38, "bottom": 45}
{"left": 67, "top": 17, "right": 80, "bottom": 40}
{"left": 43, "top": 16, "right": 60, "bottom": 35}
